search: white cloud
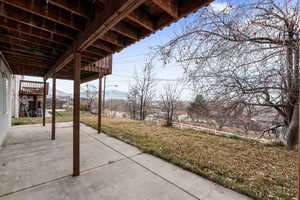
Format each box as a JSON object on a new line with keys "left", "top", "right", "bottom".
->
{"left": 210, "top": 2, "right": 231, "bottom": 13}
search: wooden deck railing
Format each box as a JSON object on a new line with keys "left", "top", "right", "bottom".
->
{"left": 81, "top": 55, "right": 112, "bottom": 74}
{"left": 19, "top": 80, "right": 49, "bottom": 95}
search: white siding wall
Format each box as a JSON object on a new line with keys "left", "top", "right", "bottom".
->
{"left": 11, "top": 75, "right": 21, "bottom": 118}
{"left": 0, "top": 56, "right": 12, "bottom": 147}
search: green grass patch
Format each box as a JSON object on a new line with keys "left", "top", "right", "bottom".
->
{"left": 12, "top": 111, "right": 79, "bottom": 126}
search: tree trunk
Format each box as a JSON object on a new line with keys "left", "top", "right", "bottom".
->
{"left": 283, "top": 31, "right": 299, "bottom": 149}
{"left": 285, "top": 105, "right": 299, "bottom": 149}
{"left": 294, "top": 33, "right": 299, "bottom": 96}
{"left": 140, "top": 98, "right": 143, "bottom": 120}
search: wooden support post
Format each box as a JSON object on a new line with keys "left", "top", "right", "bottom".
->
{"left": 51, "top": 78, "right": 56, "bottom": 140}
{"left": 43, "top": 78, "right": 46, "bottom": 126}
{"left": 98, "top": 75, "right": 102, "bottom": 133}
{"left": 73, "top": 52, "right": 81, "bottom": 176}
{"left": 103, "top": 76, "right": 106, "bottom": 110}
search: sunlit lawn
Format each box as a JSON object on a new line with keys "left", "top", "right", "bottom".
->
{"left": 12, "top": 113, "right": 297, "bottom": 200}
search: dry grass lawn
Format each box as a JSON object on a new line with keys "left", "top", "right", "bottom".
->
{"left": 12, "top": 114, "right": 297, "bottom": 200}
{"left": 82, "top": 116, "right": 297, "bottom": 200}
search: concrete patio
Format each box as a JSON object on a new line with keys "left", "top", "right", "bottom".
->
{"left": 0, "top": 123, "right": 251, "bottom": 200}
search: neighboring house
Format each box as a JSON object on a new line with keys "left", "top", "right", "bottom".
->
{"left": 19, "top": 80, "right": 48, "bottom": 117}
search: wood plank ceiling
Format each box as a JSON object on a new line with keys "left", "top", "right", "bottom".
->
{"left": 0, "top": 0, "right": 212, "bottom": 82}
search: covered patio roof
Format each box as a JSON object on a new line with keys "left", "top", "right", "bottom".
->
{"left": 0, "top": 0, "right": 212, "bottom": 81}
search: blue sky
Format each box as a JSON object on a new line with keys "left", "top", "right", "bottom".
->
{"left": 25, "top": 1, "right": 229, "bottom": 100}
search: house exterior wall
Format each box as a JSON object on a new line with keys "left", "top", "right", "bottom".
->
{"left": 11, "top": 75, "right": 21, "bottom": 118}
{"left": 0, "top": 54, "right": 13, "bottom": 147}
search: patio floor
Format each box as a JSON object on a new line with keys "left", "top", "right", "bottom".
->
{"left": 0, "top": 123, "right": 251, "bottom": 200}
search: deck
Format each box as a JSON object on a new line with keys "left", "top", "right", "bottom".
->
{"left": 0, "top": 123, "right": 250, "bottom": 200}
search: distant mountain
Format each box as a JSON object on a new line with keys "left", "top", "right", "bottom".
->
{"left": 48, "top": 88, "right": 127, "bottom": 100}
{"left": 81, "top": 89, "right": 127, "bottom": 100}
{"left": 105, "top": 90, "right": 127, "bottom": 100}
{"left": 48, "top": 87, "right": 72, "bottom": 98}
{"left": 80, "top": 90, "right": 97, "bottom": 98}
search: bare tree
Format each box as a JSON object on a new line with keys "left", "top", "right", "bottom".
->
{"left": 157, "top": 0, "right": 300, "bottom": 148}
{"left": 235, "top": 104, "right": 260, "bottom": 134}
{"left": 81, "top": 84, "right": 97, "bottom": 113}
{"left": 161, "top": 83, "right": 182, "bottom": 127}
{"left": 129, "top": 63, "right": 156, "bottom": 120}
{"left": 127, "top": 87, "right": 138, "bottom": 119}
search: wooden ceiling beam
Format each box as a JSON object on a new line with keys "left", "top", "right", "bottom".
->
{"left": 0, "top": 36, "right": 64, "bottom": 57}
{"left": 127, "top": 8, "right": 154, "bottom": 31}
{"left": 12, "top": 66, "right": 47, "bottom": 76}
{"left": 84, "top": 50, "right": 104, "bottom": 60}
{"left": 179, "top": 0, "right": 213, "bottom": 17}
{"left": 0, "top": 3, "right": 76, "bottom": 40}
{"left": 2, "top": 51, "right": 57, "bottom": 62}
{"left": 75, "top": 0, "right": 146, "bottom": 52}
{"left": 0, "top": 46, "right": 58, "bottom": 60}
{"left": 0, "top": 29, "right": 67, "bottom": 51}
{"left": 151, "top": 0, "right": 178, "bottom": 19}
{"left": 82, "top": 50, "right": 103, "bottom": 61}
{"left": 5, "top": 55, "right": 55, "bottom": 66}
{"left": 8, "top": 62, "right": 49, "bottom": 69}
{"left": 78, "top": 54, "right": 106, "bottom": 66}
{"left": 91, "top": 44, "right": 113, "bottom": 54}
{"left": 0, "top": 26, "right": 68, "bottom": 48}
{"left": 81, "top": 54, "right": 100, "bottom": 63}
{"left": 111, "top": 22, "right": 139, "bottom": 41}
{"left": 92, "top": 40, "right": 120, "bottom": 54}
{"left": 47, "top": 0, "right": 90, "bottom": 20}
{"left": 81, "top": 57, "right": 96, "bottom": 64}
{"left": 156, "top": 0, "right": 213, "bottom": 30}
{"left": 0, "top": 0, "right": 84, "bottom": 31}
{"left": 46, "top": 0, "right": 147, "bottom": 79}
{"left": 13, "top": 66, "right": 73, "bottom": 80}
{"left": 86, "top": 46, "right": 107, "bottom": 57}
{"left": 99, "top": 32, "right": 126, "bottom": 48}
{"left": 155, "top": 12, "right": 173, "bottom": 29}
{"left": 0, "top": 18, "right": 71, "bottom": 46}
